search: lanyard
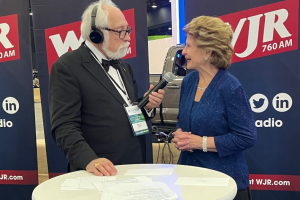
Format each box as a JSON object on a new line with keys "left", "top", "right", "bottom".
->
{"left": 85, "top": 45, "right": 131, "bottom": 103}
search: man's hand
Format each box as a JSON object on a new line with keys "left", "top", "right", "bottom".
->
{"left": 144, "top": 84, "right": 165, "bottom": 110}
{"left": 86, "top": 158, "right": 117, "bottom": 176}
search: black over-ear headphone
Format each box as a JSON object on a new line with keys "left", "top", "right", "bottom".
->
{"left": 89, "top": 5, "right": 104, "bottom": 44}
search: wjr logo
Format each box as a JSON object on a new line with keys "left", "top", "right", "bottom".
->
{"left": 220, "top": 0, "right": 299, "bottom": 63}
{"left": 249, "top": 93, "right": 292, "bottom": 128}
{"left": 0, "top": 97, "right": 19, "bottom": 128}
{"left": 0, "top": 14, "right": 20, "bottom": 63}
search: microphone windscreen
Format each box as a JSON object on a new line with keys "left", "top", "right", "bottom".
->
{"left": 163, "top": 72, "right": 175, "bottom": 82}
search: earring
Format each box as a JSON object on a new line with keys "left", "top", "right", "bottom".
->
{"left": 204, "top": 57, "right": 207, "bottom": 60}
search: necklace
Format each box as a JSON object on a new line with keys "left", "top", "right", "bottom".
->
{"left": 197, "top": 86, "right": 207, "bottom": 91}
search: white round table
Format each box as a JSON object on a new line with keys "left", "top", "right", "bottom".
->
{"left": 32, "top": 164, "right": 237, "bottom": 200}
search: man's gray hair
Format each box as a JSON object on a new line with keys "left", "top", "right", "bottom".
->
{"left": 80, "top": 0, "right": 118, "bottom": 41}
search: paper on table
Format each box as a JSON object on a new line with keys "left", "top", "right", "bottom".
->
{"left": 93, "top": 176, "right": 152, "bottom": 192}
{"left": 61, "top": 179, "right": 79, "bottom": 187}
{"left": 78, "top": 176, "right": 116, "bottom": 189}
{"left": 100, "top": 182, "right": 178, "bottom": 200}
{"left": 60, "top": 179, "right": 81, "bottom": 191}
{"left": 61, "top": 186, "right": 83, "bottom": 191}
{"left": 175, "top": 177, "right": 229, "bottom": 186}
{"left": 124, "top": 168, "right": 173, "bottom": 176}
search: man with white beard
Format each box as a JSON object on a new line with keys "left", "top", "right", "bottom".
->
{"left": 49, "top": 0, "right": 164, "bottom": 176}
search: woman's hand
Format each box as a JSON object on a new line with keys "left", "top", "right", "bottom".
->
{"left": 172, "top": 129, "right": 192, "bottom": 151}
{"left": 172, "top": 129, "right": 202, "bottom": 151}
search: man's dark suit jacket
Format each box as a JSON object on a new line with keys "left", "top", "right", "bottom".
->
{"left": 49, "top": 43, "right": 148, "bottom": 172}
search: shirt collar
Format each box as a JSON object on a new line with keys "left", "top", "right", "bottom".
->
{"left": 85, "top": 40, "right": 108, "bottom": 63}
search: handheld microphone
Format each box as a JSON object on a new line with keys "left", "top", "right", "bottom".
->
{"left": 137, "top": 72, "right": 175, "bottom": 109}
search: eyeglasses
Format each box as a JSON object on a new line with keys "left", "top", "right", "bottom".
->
{"left": 100, "top": 26, "right": 132, "bottom": 39}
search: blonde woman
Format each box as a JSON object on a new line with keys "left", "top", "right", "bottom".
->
{"left": 172, "top": 16, "right": 256, "bottom": 200}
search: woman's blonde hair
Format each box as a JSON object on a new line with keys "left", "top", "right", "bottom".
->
{"left": 183, "top": 16, "right": 233, "bottom": 69}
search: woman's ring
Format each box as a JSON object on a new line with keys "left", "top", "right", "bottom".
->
{"left": 94, "top": 163, "right": 99, "bottom": 168}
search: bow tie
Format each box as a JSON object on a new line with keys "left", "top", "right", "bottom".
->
{"left": 102, "top": 59, "right": 120, "bottom": 72}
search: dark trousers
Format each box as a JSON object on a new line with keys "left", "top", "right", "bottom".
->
{"left": 234, "top": 187, "right": 252, "bottom": 200}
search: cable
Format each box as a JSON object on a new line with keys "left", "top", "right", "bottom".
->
{"left": 154, "top": 131, "right": 176, "bottom": 164}
{"left": 167, "top": 142, "right": 174, "bottom": 164}
{"left": 155, "top": 142, "right": 161, "bottom": 164}
{"left": 162, "top": 142, "right": 166, "bottom": 163}
{"left": 161, "top": 140, "right": 174, "bottom": 164}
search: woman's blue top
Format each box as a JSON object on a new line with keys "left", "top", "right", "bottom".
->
{"left": 176, "top": 69, "right": 257, "bottom": 190}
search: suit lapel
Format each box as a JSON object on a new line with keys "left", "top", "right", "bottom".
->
{"left": 117, "top": 64, "right": 136, "bottom": 102}
{"left": 79, "top": 44, "right": 126, "bottom": 105}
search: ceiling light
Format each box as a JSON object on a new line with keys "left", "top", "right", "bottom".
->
{"left": 152, "top": 4, "right": 157, "bottom": 8}
{"left": 168, "top": 27, "right": 172, "bottom": 30}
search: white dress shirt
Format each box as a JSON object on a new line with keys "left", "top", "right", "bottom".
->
{"left": 85, "top": 41, "right": 153, "bottom": 116}
{"left": 85, "top": 40, "right": 132, "bottom": 105}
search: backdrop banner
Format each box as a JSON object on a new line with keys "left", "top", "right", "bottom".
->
{"left": 0, "top": 0, "right": 38, "bottom": 199}
{"left": 31, "top": 0, "right": 151, "bottom": 177}
{"left": 183, "top": 0, "right": 300, "bottom": 199}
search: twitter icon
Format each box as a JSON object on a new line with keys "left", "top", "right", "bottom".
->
{"left": 253, "top": 98, "right": 265, "bottom": 108}
{"left": 249, "top": 94, "right": 269, "bottom": 113}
